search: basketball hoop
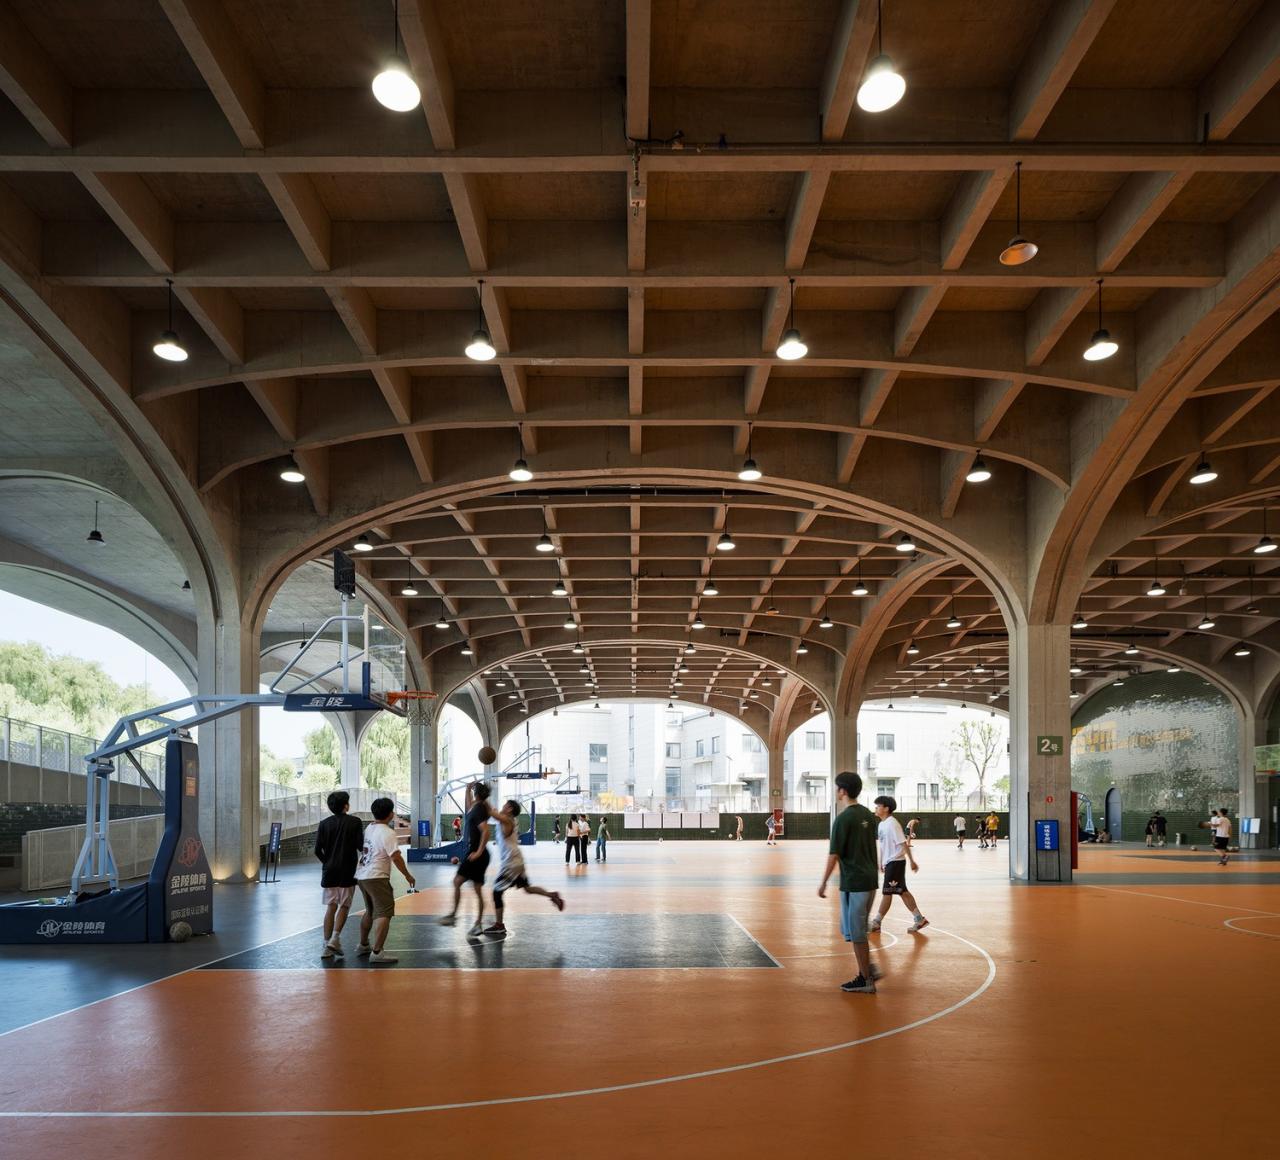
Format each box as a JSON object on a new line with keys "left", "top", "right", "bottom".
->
{"left": 385, "top": 690, "right": 437, "bottom": 725}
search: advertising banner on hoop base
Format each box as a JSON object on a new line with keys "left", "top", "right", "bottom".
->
{"left": 147, "top": 738, "right": 213, "bottom": 941}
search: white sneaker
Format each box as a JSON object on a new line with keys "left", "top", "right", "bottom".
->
{"left": 908, "top": 916, "right": 930, "bottom": 933}
{"left": 868, "top": 917, "right": 882, "bottom": 933}
{"left": 356, "top": 943, "right": 372, "bottom": 956}
{"left": 327, "top": 939, "right": 344, "bottom": 958}
{"left": 437, "top": 914, "right": 457, "bottom": 927}
{"left": 467, "top": 921, "right": 484, "bottom": 937}
{"left": 368, "top": 951, "right": 398, "bottom": 964}
{"left": 320, "top": 944, "right": 335, "bottom": 959}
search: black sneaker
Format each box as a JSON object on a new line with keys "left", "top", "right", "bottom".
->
{"left": 840, "top": 975, "right": 877, "bottom": 994}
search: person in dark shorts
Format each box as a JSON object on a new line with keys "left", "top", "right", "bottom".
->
{"left": 439, "top": 781, "right": 492, "bottom": 935}
{"left": 869, "top": 796, "right": 928, "bottom": 935}
{"left": 483, "top": 799, "right": 565, "bottom": 936}
{"left": 1154, "top": 811, "right": 1167, "bottom": 847}
{"left": 1213, "top": 808, "right": 1232, "bottom": 865}
{"left": 314, "top": 789, "right": 364, "bottom": 959}
{"left": 354, "top": 796, "right": 415, "bottom": 965}
{"left": 818, "top": 770, "right": 881, "bottom": 995}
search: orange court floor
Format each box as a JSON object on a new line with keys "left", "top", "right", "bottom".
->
{"left": 1, "top": 838, "right": 1277, "bottom": 1160}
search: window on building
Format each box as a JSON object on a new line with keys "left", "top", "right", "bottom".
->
{"left": 711, "top": 736, "right": 720, "bottom": 754}
{"left": 805, "top": 731, "right": 825, "bottom": 751}
{"left": 590, "top": 771, "right": 608, "bottom": 795}
{"left": 856, "top": 732, "right": 860, "bottom": 752}
{"left": 877, "top": 779, "right": 895, "bottom": 796}
{"left": 741, "top": 734, "right": 762, "bottom": 753}
{"left": 930, "top": 783, "right": 939, "bottom": 799}
{"left": 695, "top": 739, "right": 705, "bottom": 757}
{"left": 917, "top": 782, "right": 926, "bottom": 800}
{"left": 665, "top": 767, "right": 681, "bottom": 796}
{"left": 665, "top": 742, "right": 680, "bottom": 759}
{"left": 589, "top": 743, "right": 608, "bottom": 764}
{"left": 876, "top": 733, "right": 895, "bottom": 752}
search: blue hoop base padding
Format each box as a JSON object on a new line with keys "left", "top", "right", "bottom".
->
{"left": 408, "top": 838, "right": 469, "bottom": 863}
{"left": 0, "top": 882, "right": 148, "bottom": 944}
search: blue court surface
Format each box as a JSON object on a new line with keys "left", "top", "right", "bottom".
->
{"left": 203, "top": 912, "right": 780, "bottom": 971}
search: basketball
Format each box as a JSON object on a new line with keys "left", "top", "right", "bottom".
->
{"left": 169, "top": 921, "right": 192, "bottom": 943}
{"left": 478, "top": 745, "right": 497, "bottom": 766}
{"left": 1197, "top": 820, "right": 1209, "bottom": 829}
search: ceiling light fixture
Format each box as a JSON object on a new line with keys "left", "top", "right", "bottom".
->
{"left": 1198, "top": 614, "right": 1216, "bottom": 631}
{"left": 508, "top": 423, "right": 533, "bottom": 482}
{"left": 1124, "top": 643, "right": 1139, "bottom": 656}
{"left": 1254, "top": 506, "right": 1276, "bottom": 554}
{"left": 906, "top": 641, "right": 919, "bottom": 655}
{"left": 1233, "top": 643, "right": 1252, "bottom": 657}
{"left": 279, "top": 458, "right": 306, "bottom": 483}
{"left": 1072, "top": 613, "right": 1088, "bottom": 629}
{"left": 535, "top": 513, "right": 555, "bottom": 553}
{"left": 946, "top": 600, "right": 962, "bottom": 630}
{"left": 1147, "top": 576, "right": 1166, "bottom": 597}
{"left": 692, "top": 614, "right": 706, "bottom": 630}
{"left": 465, "top": 279, "right": 496, "bottom": 361}
{"left": 1083, "top": 279, "right": 1118, "bottom": 361}
{"left": 86, "top": 500, "right": 105, "bottom": 545}
{"left": 572, "top": 642, "right": 585, "bottom": 655}
{"left": 716, "top": 530, "right": 736, "bottom": 551}
{"left": 1069, "top": 662, "right": 1083, "bottom": 675}
{"left": 819, "top": 611, "right": 834, "bottom": 629}
{"left": 851, "top": 571, "right": 869, "bottom": 597}
{"left": 685, "top": 644, "right": 696, "bottom": 655}
{"left": 460, "top": 644, "right": 473, "bottom": 656}
{"left": 152, "top": 278, "right": 189, "bottom": 362}
{"left": 1189, "top": 455, "right": 1218, "bottom": 485}
{"left": 703, "top": 581, "right": 719, "bottom": 596}
{"left": 738, "top": 424, "right": 763, "bottom": 481}
{"left": 353, "top": 534, "right": 373, "bottom": 553}
{"left": 857, "top": 0, "right": 906, "bottom": 112}
{"left": 775, "top": 277, "right": 807, "bottom": 360}
{"left": 966, "top": 456, "right": 993, "bottom": 483}
{"left": 434, "top": 603, "right": 448, "bottom": 629}
{"left": 999, "top": 162, "right": 1038, "bottom": 266}
{"left": 551, "top": 580, "right": 568, "bottom": 597}
{"left": 371, "top": 0, "right": 421, "bottom": 111}
{"left": 563, "top": 616, "right": 576, "bottom": 630}
{"left": 1166, "top": 665, "right": 1181, "bottom": 673}
{"left": 796, "top": 642, "right": 809, "bottom": 655}
{"left": 895, "top": 533, "right": 916, "bottom": 553}
{"left": 401, "top": 579, "right": 418, "bottom": 597}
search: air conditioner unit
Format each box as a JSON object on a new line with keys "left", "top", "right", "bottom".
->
{"left": 864, "top": 754, "right": 876, "bottom": 771}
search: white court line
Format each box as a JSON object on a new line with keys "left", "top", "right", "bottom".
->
{"left": 0, "top": 923, "right": 996, "bottom": 1120}
{"left": 1085, "top": 885, "right": 1280, "bottom": 917}
{"left": 780, "top": 929, "right": 901, "bottom": 959}
{"left": 1222, "top": 916, "right": 1280, "bottom": 939}
{"left": 725, "top": 913, "right": 784, "bottom": 968}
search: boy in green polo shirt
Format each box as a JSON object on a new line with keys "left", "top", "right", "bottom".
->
{"left": 818, "top": 770, "right": 881, "bottom": 994}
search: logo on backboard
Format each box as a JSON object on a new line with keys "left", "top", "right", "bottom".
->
{"left": 176, "top": 836, "right": 203, "bottom": 867}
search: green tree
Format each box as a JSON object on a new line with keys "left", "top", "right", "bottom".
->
{"left": 297, "top": 724, "right": 340, "bottom": 791}
{"left": 952, "top": 720, "right": 1005, "bottom": 805}
{"left": 360, "top": 713, "right": 409, "bottom": 797}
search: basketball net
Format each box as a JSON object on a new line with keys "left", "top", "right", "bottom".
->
{"left": 386, "top": 690, "right": 437, "bottom": 727}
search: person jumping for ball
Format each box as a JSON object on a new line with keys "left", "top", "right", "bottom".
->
{"left": 483, "top": 799, "right": 564, "bottom": 936}
{"left": 439, "top": 781, "right": 492, "bottom": 936}
{"left": 869, "top": 796, "right": 929, "bottom": 935}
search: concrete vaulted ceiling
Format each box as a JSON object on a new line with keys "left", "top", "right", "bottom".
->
{"left": 1, "top": 0, "right": 1280, "bottom": 739}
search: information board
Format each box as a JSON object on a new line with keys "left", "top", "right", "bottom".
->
{"left": 1035, "top": 818, "right": 1060, "bottom": 851}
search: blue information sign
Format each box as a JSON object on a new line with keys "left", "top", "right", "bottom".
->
{"left": 417, "top": 820, "right": 430, "bottom": 839}
{"left": 267, "top": 821, "right": 283, "bottom": 855}
{"left": 1035, "top": 819, "right": 1059, "bottom": 851}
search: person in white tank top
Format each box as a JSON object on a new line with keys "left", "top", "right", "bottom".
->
{"left": 483, "top": 799, "right": 565, "bottom": 936}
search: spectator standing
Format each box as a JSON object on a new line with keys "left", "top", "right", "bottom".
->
{"left": 314, "top": 789, "right": 364, "bottom": 960}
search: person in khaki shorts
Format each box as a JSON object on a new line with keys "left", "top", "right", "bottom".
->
{"left": 356, "top": 796, "right": 415, "bottom": 965}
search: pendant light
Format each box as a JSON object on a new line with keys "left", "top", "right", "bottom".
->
{"left": 1069, "top": 661, "right": 1083, "bottom": 675}
{"left": 509, "top": 424, "right": 533, "bottom": 482}
{"left": 966, "top": 456, "right": 993, "bottom": 483}
{"left": 775, "top": 277, "right": 807, "bottom": 360}
{"left": 692, "top": 614, "right": 706, "bottom": 630}
{"left": 1197, "top": 597, "right": 1216, "bottom": 631}
{"left": 857, "top": 1, "right": 906, "bottom": 112}
{"left": 1246, "top": 567, "right": 1261, "bottom": 614}
{"left": 1072, "top": 613, "right": 1088, "bottom": 629}
{"left": 703, "top": 581, "right": 719, "bottom": 596}
{"left": 905, "top": 640, "right": 919, "bottom": 655}
{"left": 999, "top": 163, "right": 1038, "bottom": 266}
{"left": 152, "top": 279, "right": 189, "bottom": 362}
{"left": 434, "top": 603, "right": 448, "bottom": 629}
{"left": 1083, "top": 279, "right": 1118, "bottom": 361}
{"left": 573, "top": 641, "right": 585, "bottom": 654}
{"left": 1254, "top": 506, "right": 1276, "bottom": 554}
{"left": 1124, "top": 642, "right": 1139, "bottom": 655}
{"left": 895, "top": 532, "right": 916, "bottom": 553}
{"left": 851, "top": 570, "right": 869, "bottom": 597}
{"left": 819, "top": 610, "right": 834, "bottom": 629}
{"left": 1233, "top": 643, "right": 1252, "bottom": 657}
{"left": 401, "top": 578, "right": 419, "bottom": 597}
{"left": 946, "top": 600, "right": 962, "bottom": 629}
{"left": 465, "top": 279, "right": 496, "bottom": 361}
{"left": 460, "top": 644, "right": 473, "bottom": 656}
{"left": 796, "top": 641, "right": 809, "bottom": 655}
{"left": 1147, "top": 574, "right": 1166, "bottom": 597}
{"left": 1189, "top": 455, "right": 1217, "bottom": 485}
{"left": 563, "top": 615, "right": 576, "bottom": 630}
{"left": 551, "top": 579, "right": 568, "bottom": 596}
{"left": 279, "top": 458, "right": 306, "bottom": 483}
{"left": 371, "top": 1, "right": 421, "bottom": 112}
{"left": 535, "top": 511, "right": 555, "bottom": 553}
{"left": 353, "top": 533, "right": 373, "bottom": 552}
{"left": 738, "top": 424, "right": 763, "bottom": 481}
{"left": 86, "top": 500, "right": 105, "bottom": 545}
{"left": 685, "top": 643, "right": 696, "bottom": 654}
{"left": 716, "top": 530, "right": 736, "bottom": 551}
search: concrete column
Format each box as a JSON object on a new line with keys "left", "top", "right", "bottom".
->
{"left": 410, "top": 707, "right": 437, "bottom": 847}
{"left": 831, "top": 711, "right": 859, "bottom": 821}
{"left": 197, "top": 609, "right": 259, "bottom": 883}
{"left": 1007, "top": 622, "right": 1073, "bottom": 883}
{"left": 767, "top": 740, "right": 785, "bottom": 811}
{"left": 1238, "top": 705, "right": 1259, "bottom": 848}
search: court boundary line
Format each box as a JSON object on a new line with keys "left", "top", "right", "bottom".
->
{"left": 1222, "top": 916, "right": 1280, "bottom": 939}
{"left": 1084, "top": 885, "right": 1280, "bottom": 916}
{"left": 0, "top": 924, "right": 996, "bottom": 1120}
{"left": 725, "top": 913, "right": 784, "bottom": 967}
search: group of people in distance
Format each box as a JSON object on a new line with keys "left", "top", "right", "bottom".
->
{"left": 554, "top": 814, "right": 609, "bottom": 863}
{"left": 951, "top": 810, "right": 1001, "bottom": 849}
{"left": 312, "top": 783, "right": 565, "bottom": 966}
{"left": 820, "top": 772, "right": 929, "bottom": 995}
{"left": 1143, "top": 811, "right": 1169, "bottom": 847}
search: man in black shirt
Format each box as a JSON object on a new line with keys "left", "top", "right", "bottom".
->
{"left": 314, "top": 790, "right": 365, "bottom": 959}
{"left": 439, "top": 781, "right": 492, "bottom": 936}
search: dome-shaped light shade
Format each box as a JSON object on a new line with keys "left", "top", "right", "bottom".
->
{"left": 279, "top": 464, "right": 306, "bottom": 483}
{"left": 852, "top": 580, "right": 869, "bottom": 596}
{"left": 353, "top": 534, "right": 373, "bottom": 552}
{"left": 1147, "top": 581, "right": 1166, "bottom": 596}
{"left": 775, "top": 328, "right": 808, "bottom": 360}
{"left": 1072, "top": 615, "right": 1088, "bottom": 629}
{"left": 999, "top": 236, "right": 1038, "bottom": 266}
{"left": 551, "top": 582, "right": 568, "bottom": 596}
{"left": 1198, "top": 617, "right": 1216, "bottom": 630}
{"left": 1083, "top": 328, "right": 1118, "bottom": 361}
{"left": 86, "top": 528, "right": 104, "bottom": 545}
{"left": 1254, "top": 535, "right": 1277, "bottom": 554}
{"left": 819, "top": 616, "right": 833, "bottom": 629}
{"left": 895, "top": 534, "right": 916, "bottom": 552}
{"left": 435, "top": 617, "right": 448, "bottom": 629}
{"left": 460, "top": 645, "right": 473, "bottom": 656}
{"left": 796, "top": 643, "right": 809, "bottom": 654}
{"left": 563, "top": 617, "right": 576, "bottom": 630}
{"left": 372, "top": 60, "right": 421, "bottom": 111}
{"left": 1234, "top": 644, "right": 1252, "bottom": 656}
{"left": 1070, "top": 664, "right": 1082, "bottom": 674}
{"left": 905, "top": 642, "right": 919, "bottom": 654}
{"left": 738, "top": 458, "right": 762, "bottom": 481}
{"left": 966, "top": 457, "right": 992, "bottom": 483}
{"left": 509, "top": 458, "right": 533, "bottom": 482}
{"left": 535, "top": 533, "right": 555, "bottom": 552}
{"left": 401, "top": 583, "right": 418, "bottom": 596}
{"left": 153, "top": 330, "right": 188, "bottom": 362}
{"left": 1189, "top": 458, "right": 1217, "bottom": 485}
{"left": 703, "top": 583, "right": 719, "bottom": 596}
{"left": 692, "top": 616, "right": 706, "bottom": 630}
{"left": 572, "top": 643, "right": 585, "bottom": 654}
{"left": 1124, "top": 644, "right": 1139, "bottom": 655}
{"left": 466, "top": 328, "right": 496, "bottom": 361}
{"left": 857, "top": 54, "right": 906, "bottom": 112}
{"left": 716, "top": 532, "right": 736, "bottom": 551}
{"left": 947, "top": 617, "right": 962, "bottom": 629}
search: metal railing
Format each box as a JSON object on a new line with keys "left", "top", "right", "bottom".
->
{"left": 1, "top": 714, "right": 163, "bottom": 788}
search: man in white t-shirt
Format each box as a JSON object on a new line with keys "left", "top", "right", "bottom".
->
{"left": 1212, "top": 808, "right": 1232, "bottom": 866}
{"left": 355, "top": 796, "right": 415, "bottom": 964}
{"left": 868, "top": 795, "right": 929, "bottom": 934}
{"left": 953, "top": 813, "right": 967, "bottom": 849}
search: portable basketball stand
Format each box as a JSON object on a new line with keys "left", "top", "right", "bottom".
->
{"left": 0, "top": 550, "right": 413, "bottom": 945}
